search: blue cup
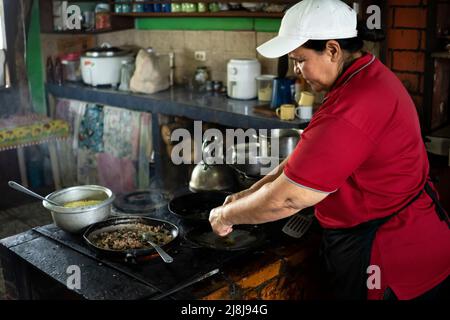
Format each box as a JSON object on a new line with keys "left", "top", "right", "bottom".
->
{"left": 270, "top": 78, "right": 295, "bottom": 109}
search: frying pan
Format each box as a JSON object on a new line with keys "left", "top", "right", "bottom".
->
{"left": 168, "top": 191, "right": 230, "bottom": 222}
{"left": 83, "top": 217, "right": 179, "bottom": 263}
{"left": 183, "top": 224, "right": 267, "bottom": 251}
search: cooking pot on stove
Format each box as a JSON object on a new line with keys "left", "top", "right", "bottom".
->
{"left": 43, "top": 185, "right": 114, "bottom": 233}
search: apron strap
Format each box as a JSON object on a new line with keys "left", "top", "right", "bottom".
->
{"left": 424, "top": 182, "right": 450, "bottom": 229}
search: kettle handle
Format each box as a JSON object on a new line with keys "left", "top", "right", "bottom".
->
{"left": 201, "top": 138, "right": 215, "bottom": 170}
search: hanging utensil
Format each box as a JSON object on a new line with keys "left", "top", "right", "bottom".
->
{"left": 8, "top": 181, "right": 62, "bottom": 206}
{"left": 282, "top": 212, "right": 313, "bottom": 239}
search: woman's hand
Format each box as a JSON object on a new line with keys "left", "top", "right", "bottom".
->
{"left": 209, "top": 206, "right": 233, "bottom": 237}
{"left": 223, "top": 188, "right": 256, "bottom": 206}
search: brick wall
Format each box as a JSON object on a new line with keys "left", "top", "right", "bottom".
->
{"left": 386, "top": 0, "right": 429, "bottom": 122}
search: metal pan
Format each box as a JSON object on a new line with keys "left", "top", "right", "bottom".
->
{"left": 83, "top": 217, "right": 179, "bottom": 263}
{"left": 168, "top": 191, "right": 230, "bottom": 222}
{"left": 184, "top": 224, "right": 267, "bottom": 251}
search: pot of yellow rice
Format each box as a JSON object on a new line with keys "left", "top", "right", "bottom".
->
{"left": 42, "top": 185, "right": 114, "bottom": 233}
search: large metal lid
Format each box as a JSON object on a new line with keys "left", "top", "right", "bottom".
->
{"left": 84, "top": 43, "right": 130, "bottom": 57}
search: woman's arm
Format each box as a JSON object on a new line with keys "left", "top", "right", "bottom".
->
{"left": 210, "top": 172, "right": 329, "bottom": 236}
{"left": 223, "top": 157, "right": 289, "bottom": 205}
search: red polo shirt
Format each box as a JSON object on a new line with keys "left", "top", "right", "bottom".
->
{"left": 284, "top": 53, "right": 450, "bottom": 300}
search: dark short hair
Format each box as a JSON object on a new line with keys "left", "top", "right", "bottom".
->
{"left": 302, "top": 37, "right": 364, "bottom": 53}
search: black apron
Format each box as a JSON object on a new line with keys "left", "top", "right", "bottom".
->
{"left": 320, "top": 181, "right": 450, "bottom": 300}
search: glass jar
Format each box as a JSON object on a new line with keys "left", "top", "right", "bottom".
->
{"left": 194, "top": 66, "right": 209, "bottom": 91}
{"left": 182, "top": 3, "right": 197, "bottom": 12}
{"left": 256, "top": 74, "right": 276, "bottom": 102}
{"left": 114, "top": 0, "right": 123, "bottom": 13}
{"left": 121, "top": 0, "right": 131, "bottom": 13}
{"left": 119, "top": 60, "right": 135, "bottom": 92}
{"left": 171, "top": 3, "right": 181, "bottom": 12}
{"left": 60, "top": 52, "right": 81, "bottom": 82}
{"left": 133, "top": 0, "right": 144, "bottom": 13}
{"left": 208, "top": 2, "right": 219, "bottom": 12}
{"left": 198, "top": 2, "right": 207, "bottom": 12}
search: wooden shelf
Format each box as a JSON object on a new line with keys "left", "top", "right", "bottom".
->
{"left": 108, "top": 0, "right": 296, "bottom": 4}
{"left": 41, "top": 27, "right": 133, "bottom": 35}
{"left": 111, "top": 11, "right": 284, "bottom": 18}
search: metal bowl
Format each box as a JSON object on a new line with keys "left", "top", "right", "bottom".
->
{"left": 42, "top": 185, "right": 115, "bottom": 234}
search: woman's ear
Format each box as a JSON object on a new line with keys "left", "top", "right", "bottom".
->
{"left": 325, "top": 40, "right": 342, "bottom": 62}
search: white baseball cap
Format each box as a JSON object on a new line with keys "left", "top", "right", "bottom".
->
{"left": 257, "top": 0, "right": 358, "bottom": 58}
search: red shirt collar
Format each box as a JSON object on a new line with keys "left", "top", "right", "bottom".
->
{"left": 323, "top": 53, "right": 375, "bottom": 101}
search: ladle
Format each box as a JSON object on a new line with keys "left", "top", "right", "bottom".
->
{"left": 8, "top": 181, "right": 62, "bottom": 207}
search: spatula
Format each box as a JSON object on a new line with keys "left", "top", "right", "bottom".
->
{"left": 282, "top": 212, "right": 313, "bottom": 238}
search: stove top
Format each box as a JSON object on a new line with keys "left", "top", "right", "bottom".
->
{"left": 30, "top": 204, "right": 262, "bottom": 299}
{"left": 112, "top": 189, "right": 172, "bottom": 216}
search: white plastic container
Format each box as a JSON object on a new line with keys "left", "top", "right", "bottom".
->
{"left": 227, "top": 59, "right": 261, "bottom": 100}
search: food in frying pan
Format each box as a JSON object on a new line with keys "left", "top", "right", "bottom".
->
{"left": 64, "top": 200, "right": 103, "bottom": 208}
{"left": 90, "top": 223, "right": 173, "bottom": 250}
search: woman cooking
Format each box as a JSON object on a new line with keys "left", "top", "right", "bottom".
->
{"left": 209, "top": 0, "right": 450, "bottom": 300}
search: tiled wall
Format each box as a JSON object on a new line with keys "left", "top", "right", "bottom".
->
{"left": 42, "top": 29, "right": 381, "bottom": 90}
{"left": 96, "top": 30, "right": 281, "bottom": 85}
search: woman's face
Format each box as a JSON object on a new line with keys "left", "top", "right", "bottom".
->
{"left": 288, "top": 41, "right": 342, "bottom": 92}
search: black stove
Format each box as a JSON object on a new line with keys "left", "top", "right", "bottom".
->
{"left": 112, "top": 189, "right": 172, "bottom": 216}
{"left": 28, "top": 201, "right": 266, "bottom": 299}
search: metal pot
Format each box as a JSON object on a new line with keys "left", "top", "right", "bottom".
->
{"left": 42, "top": 185, "right": 114, "bottom": 234}
{"left": 256, "top": 129, "right": 301, "bottom": 159}
{"left": 228, "top": 142, "right": 283, "bottom": 178}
